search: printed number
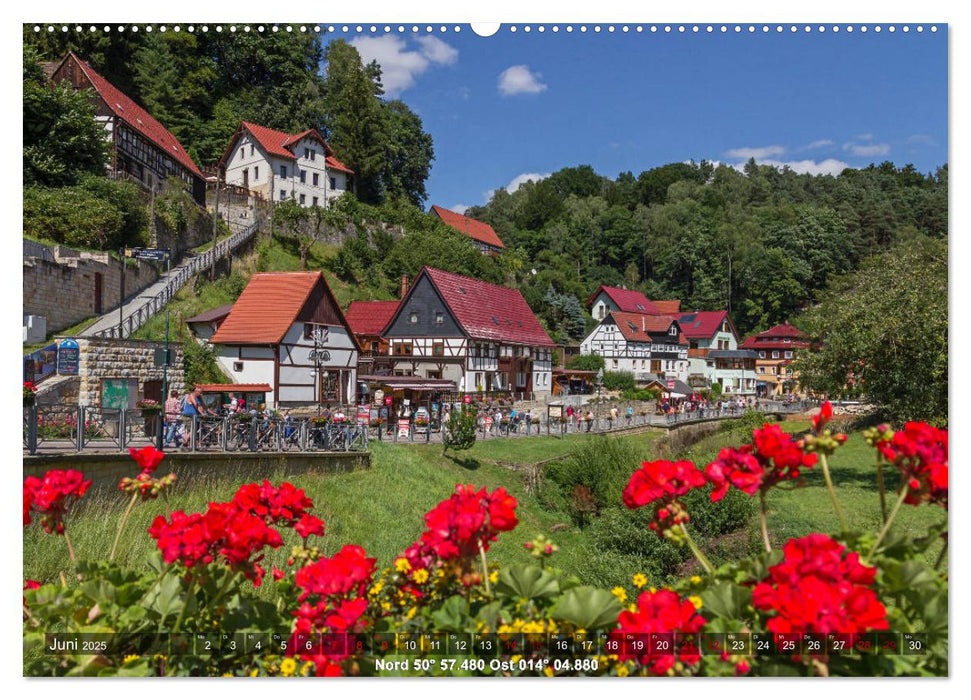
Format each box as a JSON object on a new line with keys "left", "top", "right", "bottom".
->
{"left": 757, "top": 640, "right": 769, "bottom": 650}
{"left": 731, "top": 640, "right": 745, "bottom": 650}
{"left": 808, "top": 640, "right": 821, "bottom": 651}
{"left": 556, "top": 640, "right": 568, "bottom": 650}
{"left": 454, "top": 640, "right": 467, "bottom": 651}
{"left": 254, "top": 641, "right": 261, "bottom": 650}
{"left": 655, "top": 640, "right": 669, "bottom": 651}
{"left": 831, "top": 640, "right": 845, "bottom": 650}
{"left": 782, "top": 641, "right": 796, "bottom": 651}
{"left": 229, "top": 640, "right": 237, "bottom": 651}
{"left": 480, "top": 640, "right": 493, "bottom": 651}
{"left": 909, "top": 640, "right": 922, "bottom": 651}
{"left": 205, "top": 641, "right": 211, "bottom": 650}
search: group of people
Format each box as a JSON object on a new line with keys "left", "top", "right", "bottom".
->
{"left": 162, "top": 388, "right": 256, "bottom": 448}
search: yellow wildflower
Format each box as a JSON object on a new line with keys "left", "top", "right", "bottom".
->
{"left": 369, "top": 581, "right": 384, "bottom": 596}
{"left": 300, "top": 662, "right": 313, "bottom": 676}
{"left": 435, "top": 569, "right": 446, "bottom": 579}
{"left": 489, "top": 570, "right": 499, "bottom": 584}
{"left": 690, "top": 575, "right": 702, "bottom": 584}
{"left": 649, "top": 587, "right": 657, "bottom": 594}
{"left": 511, "top": 655, "right": 522, "bottom": 664}
{"left": 688, "top": 595, "right": 703, "bottom": 610}
{"left": 544, "top": 666, "right": 554, "bottom": 677}
{"left": 123, "top": 654, "right": 140, "bottom": 664}
{"left": 412, "top": 568, "right": 430, "bottom": 584}
{"left": 280, "top": 658, "right": 297, "bottom": 677}
{"left": 628, "top": 604, "right": 637, "bottom": 613}
{"left": 222, "top": 673, "right": 232, "bottom": 677}
{"left": 611, "top": 586, "right": 627, "bottom": 602}
{"left": 406, "top": 606, "right": 417, "bottom": 620}
{"left": 617, "top": 664, "right": 630, "bottom": 677}
{"left": 632, "top": 573, "right": 648, "bottom": 588}
{"left": 395, "top": 558, "right": 411, "bottom": 573}
{"left": 381, "top": 601, "right": 392, "bottom": 611}
{"left": 249, "top": 668, "right": 259, "bottom": 677}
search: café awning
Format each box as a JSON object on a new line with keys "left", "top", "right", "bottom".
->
{"left": 358, "top": 375, "right": 457, "bottom": 392}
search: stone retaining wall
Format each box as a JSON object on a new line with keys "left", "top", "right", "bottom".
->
{"left": 75, "top": 337, "right": 185, "bottom": 406}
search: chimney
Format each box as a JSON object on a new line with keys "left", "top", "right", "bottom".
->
{"left": 400, "top": 274, "right": 409, "bottom": 299}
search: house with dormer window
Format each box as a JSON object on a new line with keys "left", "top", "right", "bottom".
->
{"left": 579, "top": 312, "right": 689, "bottom": 383}
{"left": 740, "top": 322, "right": 810, "bottom": 397}
{"left": 218, "top": 122, "right": 353, "bottom": 206}
{"left": 380, "top": 267, "right": 555, "bottom": 397}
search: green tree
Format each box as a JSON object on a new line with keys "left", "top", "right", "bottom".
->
{"left": 566, "top": 355, "right": 605, "bottom": 372}
{"left": 443, "top": 405, "right": 478, "bottom": 455}
{"left": 381, "top": 100, "right": 434, "bottom": 207}
{"left": 23, "top": 47, "right": 110, "bottom": 187}
{"left": 794, "top": 235, "right": 947, "bottom": 425}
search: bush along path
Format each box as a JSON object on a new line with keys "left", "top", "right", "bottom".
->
{"left": 23, "top": 404, "right": 947, "bottom": 677}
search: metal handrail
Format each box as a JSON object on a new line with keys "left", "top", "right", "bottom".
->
{"left": 89, "top": 220, "right": 261, "bottom": 340}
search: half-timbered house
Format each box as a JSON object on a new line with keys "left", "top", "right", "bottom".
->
{"left": 209, "top": 272, "right": 360, "bottom": 407}
{"left": 579, "top": 311, "right": 690, "bottom": 383}
{"left": 50, "top": 53, "right": 207, "bottom": 205}
{"left": 380, "top": 267, "right": 555, "bottom": 398}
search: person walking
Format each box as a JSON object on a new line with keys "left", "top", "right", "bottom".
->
{"left": 180, "top": 386, "right": 209, "bottom": 447}
{"left": 163, "top": 389, "right": 181, "bottom": 447}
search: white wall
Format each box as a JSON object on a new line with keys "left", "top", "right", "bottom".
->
{"left": 215, "top": 345, "right": 277, "bottom": 404}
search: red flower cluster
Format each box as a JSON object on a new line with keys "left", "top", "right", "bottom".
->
{"left": 622, "top": 460, "right": 707, "bottom": 537}
{"left": 23, "top": 470, "right": 91, "bottom": 534}
{"left": 291, "top": 545, "right": 376, "bottom": 676}
{"left": 232, "top": 480, "right": 325, "bottom": 539}
{"left": 706, "top": 424, "right": 817, "bottom": 502}
{"left": 874, "top": 422, "right": 948, "bottom": 509}
{"left": 420, "top": 484, "right": 519, "bottom": 560}
{"left": 148, "top": 481, "right": 326, "bottom": 586}
{"left": 752, "top": 534, "right": 889, "bottom": 642}
{"left": 120, "top": 447, "right": 176, "bottom": 501}
{"left": 611, "top": 588, "right": 708, "bottom": 675}
{"left": 812, "top": 401, "right": 833, "bottom": 434}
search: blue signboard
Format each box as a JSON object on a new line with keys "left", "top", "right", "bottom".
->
{"left": 24, "top": 343, "right": 57, "bottom": 383}
{"left": 57, "top": 338, "right": 80, "bottom": 375}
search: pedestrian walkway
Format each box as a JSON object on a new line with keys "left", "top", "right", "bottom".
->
{"left": 82, "top": 220, "right": 261, "bottom": 340}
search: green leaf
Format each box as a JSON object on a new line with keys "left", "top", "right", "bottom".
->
{"left": 147, "top": 574, "right": 183, "bottom": 620}
{"left": 549, "top": 586, "right": 623, "bottom": 630}
{"left": 494, "top": 564, "right": 560, "bottom": 600}
{"left": 430, "top": 595, "right": 470, "bottom": 632}
{"left": 700, "top": 582, "right": 752, "bottom": 621}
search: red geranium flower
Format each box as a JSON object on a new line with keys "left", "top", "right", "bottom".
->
{"left": 23, "top": 469, "right": 91, "bottom": 535}
{"left": 420, "top": 485, "right": 519, "bottom": 560}
{"left": 812, "top": 402, "right": 833, "bottom": 434}
{"left": 874, "top": 422, "right": 948, "bottom": 509}
{"left": 623, "top": 461, "right": 707, "bottom": 538}
{"left": 752, "top": 534, "right": 888, "bottom": 644}
{"left": 611, "top": 588, "right": 707, "bottom": 675}
{"left": 128, "top": 445, "right": 165, "bottom": 474}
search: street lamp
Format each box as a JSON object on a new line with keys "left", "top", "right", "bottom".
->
{"left": 595, "top": 367, "right": 604, "bottom": 427}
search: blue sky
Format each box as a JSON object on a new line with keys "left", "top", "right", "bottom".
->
{"left": 330, "top": 25, "right": 947, "bottom": 213}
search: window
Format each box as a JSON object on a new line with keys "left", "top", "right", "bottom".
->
{"left": 784, "top": 350, "right": 793, "bottom": 359}
{"left": 612, "top": 359, "right": 618, "bottom": 368}
{"left": 300, "top": 170, "right": 306, "bottom": 184}
{"left": 239, "top": 147, "right": 244, "bottom": 160}
{"left": 393, "top": 342, "right": 413, "bottom": 355}
{"left": 303, "top": 323, "right": 316, "bottom": 341}
{"left": 434, "top": 311, "right": 444, "bottom": 325}
{"left": 329, "top": 176, "right": 337, "bottom": 189}
{"left": 280, "top": 165, "right": 288, "bottom": 178}
{"left": 759, "top": 351, "right": 766, "bottom": 359}
{"left": 772, "top": 350, "right": 780, "bottom": 359}
{"left": 280, "top": 190, "right": 287, "bottom": 200}
{"left": 310, "top": 149, "right": 316, "bottom": 161}
{"left": 304, "top": 148, "right": 310, "bottom": 159}
{"left": 669, "top": 326, "right": 678, "bottom": 335}
{"left": 233, "top": 361, "right": 244, "bottom": 372}
{"left": 254, "top": 166, "right": 259, "bottom": 180}
{"left": 312, "top": 197, "right": 318, "bottom": 207}
{"left": 433, "top": 342, "right": 444, "bottom": 357}
{"left": 313, "top": 173, "right": 319, "bottom": 186}
{"left": 299, "top": 194, "right": 306, "bottom": 205}
{"left": 409, "top": 312, "right": 419, "bottom": 324}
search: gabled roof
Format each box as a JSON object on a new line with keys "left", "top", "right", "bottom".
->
{"left": 653, "top": 300, "right": 682, "bottom": 314}
{"left": 56, "top": 53, "right": 204, "bottom": 179}
{"left": 390, "top": 267, "right": 553, "bottom": 346}
{"left": 585, "top": 285, "right": 660, "bottom": 314}
{"left": 220, "top": 122, "right": 354, "bottom": 173}
{"left": 677, "top": 310, "right": 734, "bottom": 340}
{"left": 344, "top": 300, "right": 400, "bottom": 337}
{"left": 430, "top": 206, "right": 506, "bottom": 249}
{"left": 185, "top": 304, "right": 234, "bottom": 325}
{"left": 211, "top": 271, "right": 354, "bottom": 346}
{"left": 740, "top": 323, "right": 809, "bottom": 349}
{"left": 759, "top": 323, "right": 805, "bottom": 338}
{"left": 605, "top": 312, "right": 685, "bottom": 343}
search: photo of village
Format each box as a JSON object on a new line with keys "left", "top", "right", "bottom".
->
{"left": 22, "top": 22, "right": 947, "bottom": 679}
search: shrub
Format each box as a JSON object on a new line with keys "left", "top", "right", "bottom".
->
{"left": 566, "top": 354, "right": 605, "bottom": 372}
{"left": 602, "top": 370, "right": 636, "bottom": 392}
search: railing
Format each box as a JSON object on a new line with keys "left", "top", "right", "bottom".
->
{"left": 88, "top": 220, "right": 261, "bottom": 340}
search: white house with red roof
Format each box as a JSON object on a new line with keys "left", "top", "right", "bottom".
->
{"left": 430, "top": 206, "right": 506, "bottom": 256}
{"left": 380, "top": 267, "right": 555, "bottom": 397}
{"left": 740, "top": 322, "right": 810, "bottom": 397}
{"left": 218, "top": 122, "right": 354, "bottom": 207}
{"left": 50, "top": 53, "right": 207, "bottom": 205}
{"left": 579, "top": 311, "right": 689, "bottom": 384}
{"left": 677, "top": 310, "right": 756, "bottom": 395}
{"left": 209, "top": 271, "right": 360, "bottom": 407}
{"left": 585, "top": 285, "right": 662, "bottom": 321}
{"left": 344, "top": 299, "right": 400, "bottom": 376}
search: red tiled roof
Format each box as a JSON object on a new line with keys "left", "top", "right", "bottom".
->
{"left": 211, "top": 272, "right": 325, "bottom": 345}
{"left": 229, "top": 122, "right": 354, "bottom": 173}
{"left": 416, "top": 267, "right": 553, "bottom": 346}
{"left": 63, "top": 53, "right": 203, "bottom": 179}
{"left": 677, "top": 310, "right": 730, "bottom": 339}
{"left": 740, "top": 338, "right": 810, "bottom": 350}
{"left": 653, "top": 300, "right": 682, "bottom": 314}
{"left": 345, "top": 300, "right": 400, "bottom": 337}
{"left": 585, "top": 285, "right": 660, "bottom": 314}
{"left": 740, "top": 323, "right": 808, "bottom": 349}
{"left": 760, "top": 323, "right": 806, "bottom": 338}
{"left": 430, "top": 206, "right": 505, "bottom": 249}
{"left": 607, "top": 312, "right": 683, "bottom": 342}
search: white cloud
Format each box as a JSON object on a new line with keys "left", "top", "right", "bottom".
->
{"left": 739, "top": 158, "right": 850, "bottom": 176}
{"left": 505, "top": 172, "right": 551, "bottom": 192}
{"left": 723, "top": 145, "right": 786, "bottom": 159}
{"left": 349, "top": 35, "right": 458, "bottom": 97}
{"left": 856, "top": 133, "right": 874, "bottom": 141}
{"left": 843, "top": 141, "right": 891, "bottom": 157}
{"left": 450, "top": 204, "right": 471, "bottom": 215}
{"left": 497, "top": 65, "right": 547, "bottom": 96}
{"left": 804, "top": 139, "right": 834, "bottom": 149}
{"left": 906, "top": 134, "right": 935, "bottom": 146}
